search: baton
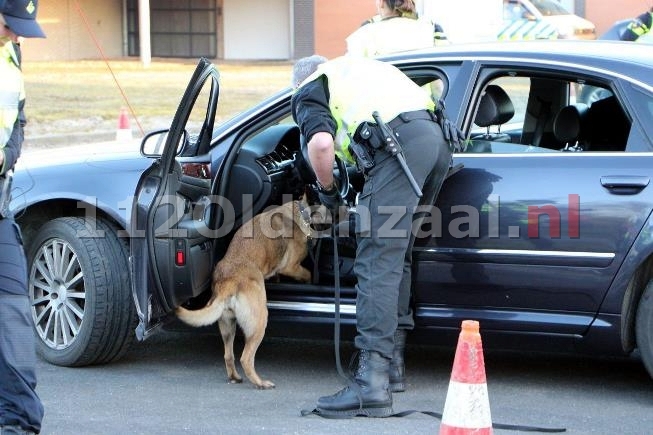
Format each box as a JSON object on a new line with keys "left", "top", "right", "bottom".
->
{"left": 372, "top": 111, "right": 422, "bottom": 197}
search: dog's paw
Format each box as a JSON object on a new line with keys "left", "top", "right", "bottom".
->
{"left": 256, "top": 380, "right": 276, "bottom": 390}
{"left": 227, "top": 376, "right": 243, "bottom": 384}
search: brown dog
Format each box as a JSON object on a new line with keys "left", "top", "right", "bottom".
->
{"left": 175, "top": 198, "right": 313, "bottom": 389}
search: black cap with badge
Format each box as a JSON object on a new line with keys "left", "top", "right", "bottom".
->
{"left": 1, "top": 0, "right": 45, "bottom": 38}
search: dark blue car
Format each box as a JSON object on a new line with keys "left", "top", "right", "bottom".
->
{"left": 12, "top": 40, "right": 653, "bottom": 381}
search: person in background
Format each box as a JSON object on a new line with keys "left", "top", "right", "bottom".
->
{"left": 346, "top": 0, "right": 446, "bottom": 58}
{"left": 621, "top": 6, "right": 653, "bottom": 42}
{"left": 0, "top": 1, "right": 45, "bottom": 434}
{"left": 291, "top": 54, "right": 463, "bottom": 417}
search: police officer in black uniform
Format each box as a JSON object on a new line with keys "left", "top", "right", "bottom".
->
{"left": 291, "top": 55, "right": 463, "bottom": 417}
{"left": 0, "top": 1, "right": 45, "bottom": 434}
{"left": 621, "top": 6, "right": 653, "bottom": 42}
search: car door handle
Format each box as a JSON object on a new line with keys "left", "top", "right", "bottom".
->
{"left": 600, "top": 176, "right": 650, "bottom": 194}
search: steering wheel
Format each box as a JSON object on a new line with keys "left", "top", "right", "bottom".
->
{"left": 299, "top": 136, "right": 350, "bottom": 200}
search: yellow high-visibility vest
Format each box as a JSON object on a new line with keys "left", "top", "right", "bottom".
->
{"left": 0, "top": 39, "right": 23, "bottom": 173}
{"left": 346, "top": 16, "right": 434, "bottom": 57}
{"left": 298, "top": 56, "right": 435, "bottom": 163}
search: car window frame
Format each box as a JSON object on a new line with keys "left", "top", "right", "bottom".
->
{"left": 460, "top": 64, "right": 642, "bottom": 155}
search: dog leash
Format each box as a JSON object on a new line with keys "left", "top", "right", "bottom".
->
{"left": 300, "top": 219, "right": 364, "bottom": 417}
{"left": 301, "top": 214, "right": 566, "bottom": 433}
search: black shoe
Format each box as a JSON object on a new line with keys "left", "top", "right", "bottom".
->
{"left": 389, "top": 329, "right": 407, "bottom": 393}
{"left": 316, "top": 350, "right": 393, "bottom": 418}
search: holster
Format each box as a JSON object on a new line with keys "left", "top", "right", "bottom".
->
{"left": 348, "top": 140, "right": 375, "bottom": 173}
{"left": 348, "top": 121, "right": 387, "bottom": 173}
{"left": 0, "top": 172, "right": 13, "bottom": 219}
{"left": 353, "top": 121, "right": 385, "bottom": 150}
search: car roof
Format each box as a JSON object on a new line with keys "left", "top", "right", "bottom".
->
{"left": 382, "top": 40, "right": 653, "bottom": 84}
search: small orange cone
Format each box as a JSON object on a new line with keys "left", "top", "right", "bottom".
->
{"left": 116, "top": 107, "right": 133, "bottom": 142}
{"left": 439, "top": 320, "right": 492, "bottom": 435}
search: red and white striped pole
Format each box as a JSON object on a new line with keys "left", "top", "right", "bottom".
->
{"left": 440, "top": 320, "right": 493, "bottom": 435}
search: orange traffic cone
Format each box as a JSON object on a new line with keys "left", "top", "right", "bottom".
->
{"left": 440, "top": 320, "right": 492, "bottom": 435}
{"left": 116, "top": 107, "right": 133, "bottom": 142}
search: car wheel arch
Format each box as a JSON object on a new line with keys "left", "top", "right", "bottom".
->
{"left": 16, "top": 199, "right": 126, "bottom": 251}
{"left": 636, "top": 277, "right": 653, "bottom": 379}
{"left": 621, "top": 256, "right": 653, "bottom": 353}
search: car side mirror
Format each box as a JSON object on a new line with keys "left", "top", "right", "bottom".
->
{"left": 140, "top": 129, "right": 187, "bottom": 157}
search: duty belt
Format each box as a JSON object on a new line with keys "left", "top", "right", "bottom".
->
{"left": 387, "top": 109, "right": 437, "bottom": 130}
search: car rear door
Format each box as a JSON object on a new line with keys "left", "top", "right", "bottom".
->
{"left": 130, "top": 58, "right": 219, "bottom": 340}
{"left": 413, "top": 67, "right": 653, "bottom": 336}
{"left": 416, "top": 153, "right": 653, "bottom": 333}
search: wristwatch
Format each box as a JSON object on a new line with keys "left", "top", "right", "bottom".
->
{"left": 316, "top": 179, "right": 336, "bottom": 193}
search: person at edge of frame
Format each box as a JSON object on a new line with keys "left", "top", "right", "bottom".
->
{"left": 0, "top": 1, "right": 46, "bottom": 434}
{"left": 621, "top": 6, "right": 653, "bottom": 42}
{"left": 291, "top": 54, "right": 464, "bottom": 417}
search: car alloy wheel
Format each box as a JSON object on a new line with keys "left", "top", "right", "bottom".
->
{"left": 27, "top": 217, "right": 136, "bottom": 367}
{"left": 30, "top": 236, "right": 85, "bottom": 351}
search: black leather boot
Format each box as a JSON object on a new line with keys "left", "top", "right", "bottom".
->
{"left": 316, "top": 350, "right": 393, "bottom": 418}
{"left": 389, "top": 329, "right": 407, "bottom": 393}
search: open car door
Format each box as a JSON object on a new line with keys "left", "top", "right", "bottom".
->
{"left": 130, "top": 58, "right": 219, "bottom": 340}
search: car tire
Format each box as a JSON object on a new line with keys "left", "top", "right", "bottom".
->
{"left": 636, "top": 279, "right": 653, "bottom": 379}
{"left": 27, "top": 217, "right": 137, "bottom": 366}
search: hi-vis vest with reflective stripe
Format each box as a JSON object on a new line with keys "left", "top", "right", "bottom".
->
{"left": 346, "top": 16, "right": 435, "bottom": 57}
{"left": 298, "top": 56, "right": 435, "bottom": 164}
{"left": 0, "top": 40, "right": 23, "bottom": 149}
{"left": 627, "top": 11, "right": 653, "bottom": 39}
{"left": 497, "top": 19, "right": 558, "bottom": 40}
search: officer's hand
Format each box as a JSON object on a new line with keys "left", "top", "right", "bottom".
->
{"left": 435, "top": 99, "right": 466, "bottom": 152}
{"left": 440, "top": 118, "right": 466, "bottom": 152}
{"left": 317, "top": 183, "right": 344, "bottom": 216}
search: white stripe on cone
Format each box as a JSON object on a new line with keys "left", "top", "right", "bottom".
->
{"left": 441, "top": 380, "right": 492, "bottom": 429}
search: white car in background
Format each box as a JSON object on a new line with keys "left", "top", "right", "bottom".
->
{"left": 503, "top": 0, "right": 596, "bottom": 40}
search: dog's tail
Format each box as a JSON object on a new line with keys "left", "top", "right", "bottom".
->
{"left": 175, "top": 296, "right": 225, "bottom": 327}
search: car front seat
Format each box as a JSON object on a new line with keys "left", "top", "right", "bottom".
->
{"left": 472, "top": 84, "right": 515, "bottom": 143}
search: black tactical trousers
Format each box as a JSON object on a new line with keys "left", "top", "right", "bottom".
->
{"left": 353, "top": 117, "right": 452, "bottom": 359}
{"left": 0, "top": 218, "right": 43, "bottom": 434}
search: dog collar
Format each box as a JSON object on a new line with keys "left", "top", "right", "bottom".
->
{"left": 298, "top": 201, "right": 313, "bottom": 237}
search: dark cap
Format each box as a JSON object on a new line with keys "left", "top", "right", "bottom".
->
{"left": 1, "top": 0, "right": 45, "bottom": 38}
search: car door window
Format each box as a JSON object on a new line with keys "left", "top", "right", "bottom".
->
{"left": 464, "top": 73, "right": 631, "bottom": 154}
{"left": 182, "top": 77, "right": 217, "bottom": 157}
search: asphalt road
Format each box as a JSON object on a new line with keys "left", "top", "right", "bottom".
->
{"left": 35, "top": 330, "right": 653, "bottom": 435}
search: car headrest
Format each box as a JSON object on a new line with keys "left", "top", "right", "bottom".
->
{"left": 474, "top": 85, "right": 515, "bottom": 128}
{"left": 585, "top": 96, "right": 630, "bottom": 143}
{"left": 553, "top": 103, "right": 588, "bottom": 143}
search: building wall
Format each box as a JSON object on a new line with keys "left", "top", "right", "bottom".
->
{"left": 584, "top": 0, "right": 644, "bottom": 36}
{"left": 293, "top": 0, "right": 314, "bottom": 59}
{"left": 223, "top": 0, "right": 290, "bottom": 59}
{"left": 21, "top": 0, "right": 123, "bottom": 61}
{"left": 313, "top": 0, "right": 376, "bottom": 58}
